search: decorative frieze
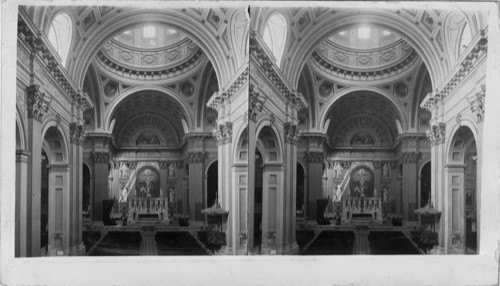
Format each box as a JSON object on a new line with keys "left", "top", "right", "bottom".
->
{"left": 207, "top": 67, "right": 248, "bottom": 111}
{"left": 284, "top": 122, "right": 300, "bottom": 145}
{"left": 421, "top": 30, "right": 487, "bottom": 111}
{"left": 306, "top": 151, "right": 324, "bottom": 163}
{"left": 187, "top": 152, "right": 207, "bottom": 164}
{"left": 82, "top": 133, "right": 113, "bottom": 148}
{"left": 425, "top": 123, "right": 446, "bottom": 146}
{"left": 468, "top": 84, "right": 486, "bottom": 123}
{"left": 311, "top": 49, "right": 419, "bottom": 83}
{"left": 400, "top": 152, "right": 420, "bottom": 164}
{"left": 249, "top": 32, "right": 308, "bottom": 111}
{"left": 18, "top": 13, "right": 94, "bottom": 112}
{"left": 213, "top": 122, "right": 233, "bottom": 145}
{"left": 27, "top": 85, "right": 51, "bottom": 122}
{"left": 69, "top": 123, "right": 86, "bottom": 145}
{"left": 90, "top": 152, "right": 110, "bottom": 164}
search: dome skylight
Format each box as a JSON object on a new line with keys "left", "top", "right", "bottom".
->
{"left": 113, "top": 24, "right": 187, "bottom": 49}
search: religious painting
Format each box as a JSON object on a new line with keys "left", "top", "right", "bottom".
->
{"left": 136, "top": 131, "right": 160, "bottom": 146}
{"left": 135, "top": 166, "right": 160, "bottom": 198}
{"left": 350, "top": 131, "right": 375, "bottom": 145}
{"left": 349, "top": 166, "right": 374, "bottom": 197}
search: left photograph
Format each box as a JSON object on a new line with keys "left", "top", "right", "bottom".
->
{"left": 15, "top": 5, "right": 249, "bottom": 257}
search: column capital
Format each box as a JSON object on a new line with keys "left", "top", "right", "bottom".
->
{"left": 187, "top": 151, "right": 207, "bottom": 164}
{"left": 213, "top": 122, "right": 233, "bottom": 146}
{"left": 400, "top": 151, "right": 420, "bottom": 164}
{"left": 249, "top": 83, "right": 266, "bottom": 122}
{"left": 426, "top": 123, "right": 446, "bottom": 146}
{"left": 69, "top": 123, "right": 86, "bottom": 145}
{"left": 306, "top": 151, "right": 324, "bottom": 163}
{"left": 90, "top": 151, "right": 110, "bottom": 164}
{"left": 27, "top": 84, "right": 52, "bottom": 122}
{"left": 468, "top": 84, "right": 486, "bottom": 123}
{"left": 284, "top": 122, "right": 300, "bottom": 145}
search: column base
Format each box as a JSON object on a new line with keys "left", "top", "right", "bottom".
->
{"left": 217, "top": 245, "right": 234, "bottom": 255}
{"left": 282, "top": 242, "right": 299, "bottom": 255}
{"left": 68, "top": 242, "right": 86, "bottom": 256}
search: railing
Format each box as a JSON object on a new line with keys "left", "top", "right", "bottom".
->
{"left": 128, "top": 197, "right": 169, "bottom": 223}
{"left": 342, "top": 197, "right": 383, "bottom": 221}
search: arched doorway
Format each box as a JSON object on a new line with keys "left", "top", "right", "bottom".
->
{"left": 206, "top": 161, "right": 218, "bottom": 208}
{"left": 296, "top": 163, "right": 305, "bottom": 219}
{"left": 447, "top": 126, "right": 477, "bottom": 254}
{"left": 82, "top": 163, "right": 92, "bottom": 220}
{"left": 420, "top": 161, "right": 431, "bottom": 208}
{"left": 40, "top": 149, "right": 49, "bottom": 255}
{"left": 253, "top": 149, "right": 264, "bottom": 253}
{"left": 41, "top": 125, "right": 69, "bottom": 256}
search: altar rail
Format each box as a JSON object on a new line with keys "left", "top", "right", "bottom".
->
{"left": 128, "top": 198, "right": 169, "bottom": 223}
{"left": 342, "top": 197, "right": 383, "bottom": 222}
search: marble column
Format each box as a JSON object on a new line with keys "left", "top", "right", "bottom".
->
{"left": 69, "top": 123, "right": 85, "bottom": 255}
{"left": 282, "top": 123, "right": 299, "bottom": 254}
{"left": 306, "top": 152, "right": 324, "bottom": 221}
{"left": 187, "top": 152, "right": 205, "bottom": 222}
{"left": 401, "top": 152, "right": 419, "bottom": 221}
{"left": 15, "top": 150, "right": 30, "bottom": 257}
{"left": 26, "top": 84, "right": 51, "bottom": 257}
{"left": 91, "top": 152, "right": 110, "bottom": 224}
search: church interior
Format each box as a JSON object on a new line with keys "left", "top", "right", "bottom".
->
{"left": 11, "top": 3, "right": 494, "bottom": 260}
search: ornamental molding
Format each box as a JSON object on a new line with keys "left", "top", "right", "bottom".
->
{"left": 467, "top": 84, "right": 486, "bottom": 123}
{"left": 284, "top": 122, "right": 300, "bottom": 145}
{"left": 213, "top": 122, "right": 233, "bottom": 145}
{"left": 400, "top": 151, "right": 420, "bottom": 164}
{"left": 317, "top": 39, "right": 414, "bottom": 71}
{"left": 90, "top": 151, "right": 110, "bottom": 164}
{"left": 311, "top": 49, "right": 419, "bottom": 83}
{"left": 26, "top": 85, "right": 51, "bottom": 122}
{"left": 69, "top": 123, "right": 86, "bottom": 145}
{"left": 249, "top": 31, "right": 308, "bottom": 111}
{"left": 82, "top": 133, "right": 113, "bottom": 149}
{"left": 421, "top": 30, "right": 487, "bottom": 111}
{"left": 425, "top": 123, "right": 446, "bottom": 146}
{"left": 17, "top": 12, "right": 93, "bottom": 112}
{"left": 102, "top": 38, "right": 199, "bottom": 70}
{"left": 305, "top": 151, "right": 324, "bottom": 163}
{"left": 207, "top": 67, "right": 248, "bottom": 111}
{"left": 249, "top": 83, "right": 266, "bottom": 122}
{"left": 96, "top": 48, "right": 205, "bottom": 81}
{"left": 187, "top": 151, "right": 207, "bottom": 164}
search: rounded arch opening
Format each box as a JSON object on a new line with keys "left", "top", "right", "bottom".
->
{"left": 447, "top": 125, "right": 478, "bottom": 254}
{"left": 47, "top": 11, "right": 73, "bottom": 66}
{"left": 286, "top": 11, "right": 444, "bottom": 90}
{"left": 262, "top": 12, "right": 288, "bottom": 67}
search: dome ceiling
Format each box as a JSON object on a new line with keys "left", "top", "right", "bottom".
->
{"left": 325, "top": 91, "right": 401, "bottom": 148}
{"left": 328, "top": 25, "right": 401, "bottom": 51}
{"left": 111, "top": 90, "right": 187, "bottom": 148}
{"left": 113, "top": 24, "right": 187, "bottom": 50}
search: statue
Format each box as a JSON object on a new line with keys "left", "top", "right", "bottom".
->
{"left": 334, "top": 183, "right": 342, "bottom": 202}
{"left": 119, "top": 186, "right": 128, "bottom": 203}
{"left": 383, "top": 162, "right": 390, "bottom": 178}
{"left": 169, "top": 186, "right": 176, "bottom": 203}
{"left": 383, "top": 186, "right": 389, "bottom": 202}
{"left": 168, "top": 163, "right": 176, "bottom": 178}
{"left": 334, "top": 162, "right": 343, "bottom": 178}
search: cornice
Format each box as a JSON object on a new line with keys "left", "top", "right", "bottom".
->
{"left": 17, "top": 10, "right": 94, "bottom": 112}
{"left": 207, "top": 66, "right": 248, "bottom": 111}
{"left": 421, "top": 29, "right": 487, "bottom": 111}
{"left": 249, "top": 30, "right": 308, "bottom": 112}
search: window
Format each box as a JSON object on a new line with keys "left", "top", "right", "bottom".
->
{"left": 47, "top": 12, "right": 73, "bottom": 66}
{"left": 358, "top": 26, "right": 371, "bottom": 39}
{"left": 143, "top": 25, "right": 156, "bottom": 38}
{"left": 263, "top": 13, "right": 287, "bottom": 66}
{"left": 459, "top": 22, "right": 472, "bottom": 56}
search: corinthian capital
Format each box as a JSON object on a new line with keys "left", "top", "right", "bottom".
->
{"left": 27, "top": 85, "right": 51, "bottom": 122}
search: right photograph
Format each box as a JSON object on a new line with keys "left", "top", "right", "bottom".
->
{"left": 248, "top": 5, "right": 487, "bottom": 255}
